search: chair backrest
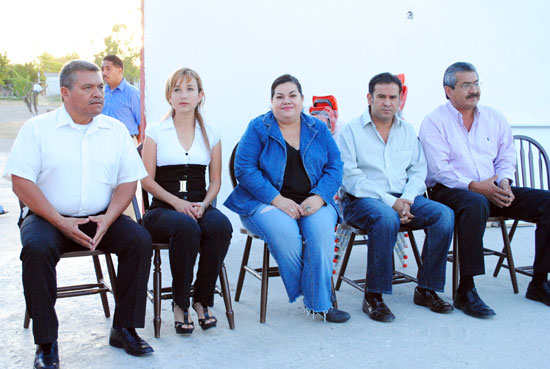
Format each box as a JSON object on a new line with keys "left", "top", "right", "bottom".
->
{"left": 229, "top": 142, "right": 239, "bottom": 189}
{"left": 514, "top": 135, "right": 550, "bottom": 190}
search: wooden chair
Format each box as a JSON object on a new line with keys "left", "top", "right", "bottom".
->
{"left": 133, "top": 147, "right": 235, "bottom": 337}
{"left": 229, "top": 143, "right": 338, "bottom": 323}
{"left": 334, "top": 223, "right": 422, "bottom": 293}
{"left": 20, "top": 201, "right": 117, "bottom": 328}
{"left": 447, "top": 135, "right": 550, "bottom": 297}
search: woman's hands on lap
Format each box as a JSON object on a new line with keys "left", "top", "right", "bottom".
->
{"left": 272, "top": 195, "right": 304, "bottom": 219}
{"left": 300, "top": 195, "right": 325, "bottom": 216}
{"left": 172, "top": 198, "right": 200, "bottom": 220}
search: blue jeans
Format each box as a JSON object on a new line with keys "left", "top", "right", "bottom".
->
{"left": 342, "top": 195, "right": 454, "bottom": 294}
{"left": 240, "top": 204, "right": 337, "bottom": 312}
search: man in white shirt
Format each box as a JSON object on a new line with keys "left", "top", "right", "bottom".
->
{"left": 4, "top": 60, "right": 153, "bottom": 369}
{"left": 336, "top": 73, "right": 454, "bottom": 322}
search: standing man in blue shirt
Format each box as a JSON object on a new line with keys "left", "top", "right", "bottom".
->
{"left": 101, "top": 55, "right": 141, "bottom": 138}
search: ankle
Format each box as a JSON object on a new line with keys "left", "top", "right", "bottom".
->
{"left": 365, "top": 292, "right": 382, "bottom": 301}
{"left": 532, "top": 273, "right": 548, "bottom": 286}
{"left": 458, "top": 276, "right": 475, "bottom": 292}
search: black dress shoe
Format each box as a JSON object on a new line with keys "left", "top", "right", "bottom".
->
{"left": 413, "top": 287, "right": 454, "bottom": 313}
{"left": 109, "top": 328, "right": 154, "bottom": 357}
{"left": 526, "top": 281, "right": 550, "bottom": 306}
{"left": 453, "top": 288, "right": 496, "bottom": 318}
{"left": 34, "top": 341, "right": 59, "bottom": 369}
{"left": 362, "top": 295, "right": 395, "bottom": 322}
{"left": 321, "top": 307, "right": 351, "bottom": 323}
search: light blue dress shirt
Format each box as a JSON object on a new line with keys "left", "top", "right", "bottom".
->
{"left": 336, "top": 109, "right": 427, "bottom": 207}
{"left": 102, "top": 78, "right": 141, "bottom": 135}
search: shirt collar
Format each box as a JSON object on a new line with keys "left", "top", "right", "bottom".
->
{"left": 55, "top": 106, "right": 111, "bottom": 130}
{"left": 105, "top": 78, "right": 127, "bottom": 92}
{"left": 159, "top": 116, "right": 200, "bottom": 131}
{"left": 445, "top": 100, "right": 480, "bottom": 120}
{"left": 360, "top": 107, "right": 402, "bottom": 127}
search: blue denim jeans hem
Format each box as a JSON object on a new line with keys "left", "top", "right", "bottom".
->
{"left": 240, "top": 204, "right": 337, "bottom": 312}
{"left": 342, "top": 195, "right": 453, "bottom": 294}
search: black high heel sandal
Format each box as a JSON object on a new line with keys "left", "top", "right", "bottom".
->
{"left": 172, "top": 302, "right": 194, "bottom": 335}
{"left": 192, "top": 302, "right": 217, "bottom": 331}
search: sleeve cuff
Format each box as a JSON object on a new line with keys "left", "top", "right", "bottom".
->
{"left": 382, "top": 193, "right": 397, "bottom": 207}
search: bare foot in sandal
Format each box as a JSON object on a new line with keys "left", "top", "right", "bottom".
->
{"left": 172, "top": 302, "right": 194, "bottom": 334}
{"left": 192, "top": 301, "right": 217, "bottom": 330}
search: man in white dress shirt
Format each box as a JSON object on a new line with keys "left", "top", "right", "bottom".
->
{"left": 4, "top": 60, "right": 153, "bottom": 369}
{"left": 336, "top": 72, "right": 454, "bottom": 322}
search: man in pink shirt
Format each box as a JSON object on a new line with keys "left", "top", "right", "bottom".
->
{"left": 419, "top": 62, "right": 550, "bottom": 318}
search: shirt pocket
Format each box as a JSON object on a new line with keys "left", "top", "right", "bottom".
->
{"left": 390, "top": 148, "right": 413, "bottom": 172}
{"left": 97, "top": 153, "right": 119, "bottom": 185}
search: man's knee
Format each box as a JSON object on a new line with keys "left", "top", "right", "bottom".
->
{"left": 372, "top": 210, "right": 400, "bottom": 233}
{"left": 434, "top": 204, "right": 455, "bottom": 233}
{"left": 20, "top": 217, "right": 61, "bottom": 262}
{"left": 458, "top": 192, "right": 489, "bottom": 221}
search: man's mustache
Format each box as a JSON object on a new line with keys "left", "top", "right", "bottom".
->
{"left": 466, "top": 93, "right": 480, "bottom": 99}
{"left": 89, "top": 98, "right": 104, "bottom": 105}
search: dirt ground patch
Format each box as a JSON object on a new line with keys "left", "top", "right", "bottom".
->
{"left": 0, "top": 97, "right": 62, "bottom": 152}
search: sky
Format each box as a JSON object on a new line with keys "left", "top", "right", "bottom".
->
{"left": 1, "top": 0, "right": 141, "bottom": 64}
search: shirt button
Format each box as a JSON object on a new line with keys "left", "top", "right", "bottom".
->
{"left": 185, "top": 153, "right": 189, "bottom": 156}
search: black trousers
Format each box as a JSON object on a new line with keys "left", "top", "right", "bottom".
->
{"left": 142, "top": 207, "right": 232, "bottom": 310}
{"left": 431, "top": 184, "right": 550, "bottom": 277}
{"left": 20, "top": 214, "right": 152, "bottom": 345}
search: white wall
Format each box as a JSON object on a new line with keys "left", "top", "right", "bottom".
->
{"left": 144, "top": 0, "right": 550, "bottom": 216}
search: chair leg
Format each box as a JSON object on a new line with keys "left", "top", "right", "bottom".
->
{"left": 407, "top": 231, "right": 422, "bottom": 269}
{"left": 330, "top": 276, "right": 338, "bottom": 309}
{"left": 104, "top": 253, "right": 117, "bottom": 298}
{"left": 452, "top": 227, "right": 459, "bottom": 299}
{"left": 153, "top": 248, "right": 162, "bottom": 338}
{"left": 499, "top": 220, "right": 519, "bottom": 294}
{"left": 24, "top": 309, "right": 31, "bottom": 328}
{"left": 235, "top": 236, "right": 253, "bottom": 302}
{"left": 260, "top": 242, "right": 270, "bottom": 323}
{"left": 219, "top": 264, "right": 235, "bottom": 329}
{"left": 335, "top": 232, "right": 356, "bottom": 291}
{"left": 493, "top": 220, "right": 518, "bottom": 277}
{"left": 92, "top": 255, "right": 110, "bottom": 318}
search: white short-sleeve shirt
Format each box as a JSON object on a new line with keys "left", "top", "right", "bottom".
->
{"left": 3, "top": 106, "right": 147, "bottom": 216}
{"left": 145, "top": 117, "right": 221, "bottom": 166}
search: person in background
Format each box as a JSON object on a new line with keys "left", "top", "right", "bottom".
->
{"left": 101, "top": 55, "right": 141, "bottom": 140}
{"left": 224, "top": 74, "right": 350, "bottom": 323}
{"left": 141, "top": 67, "right": 232, "bottom": 334}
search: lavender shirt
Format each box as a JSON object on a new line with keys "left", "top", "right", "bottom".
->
{"left": 419, "top": 101, "right": 516, "bottom": 190}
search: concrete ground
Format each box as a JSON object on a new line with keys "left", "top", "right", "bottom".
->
{"left": 1, "top": 102, "right": 549, "bottom": 368}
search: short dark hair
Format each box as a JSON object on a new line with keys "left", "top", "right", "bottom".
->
{"left": 60, "top": 60, "right": 100, "bottom": 90}
{"left": 102, "top": 55, "right": 124, "bottom": 70}
{"left": 368, "top": 73, "right": 402, "bottom": 95}
{"left": 271, "top": 74, "right": 303, "bottom": 98}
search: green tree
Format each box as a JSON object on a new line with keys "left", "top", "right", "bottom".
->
{"left": 0, "top": 51, "right": 10, "bottom": 86}
{"left": 37, "top": 52, "right": 81, "bottom": 73}
{"left": 9, "top": 62, "right": 38, "bottom": 97}
{"left": 94, "top": 24, "right": 140, "bottom": 83}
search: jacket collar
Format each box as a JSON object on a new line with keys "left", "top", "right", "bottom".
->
{"left": 263, "top": 111, "right": 318, "bottom": 153}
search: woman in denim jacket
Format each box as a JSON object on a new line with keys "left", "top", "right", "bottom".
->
{"left": 224, "top": 74, "right": 350, "bottom": 323}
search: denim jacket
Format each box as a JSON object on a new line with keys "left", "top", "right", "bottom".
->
{"left": 224, "top": 111, "right": 343, "bottom": 218}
